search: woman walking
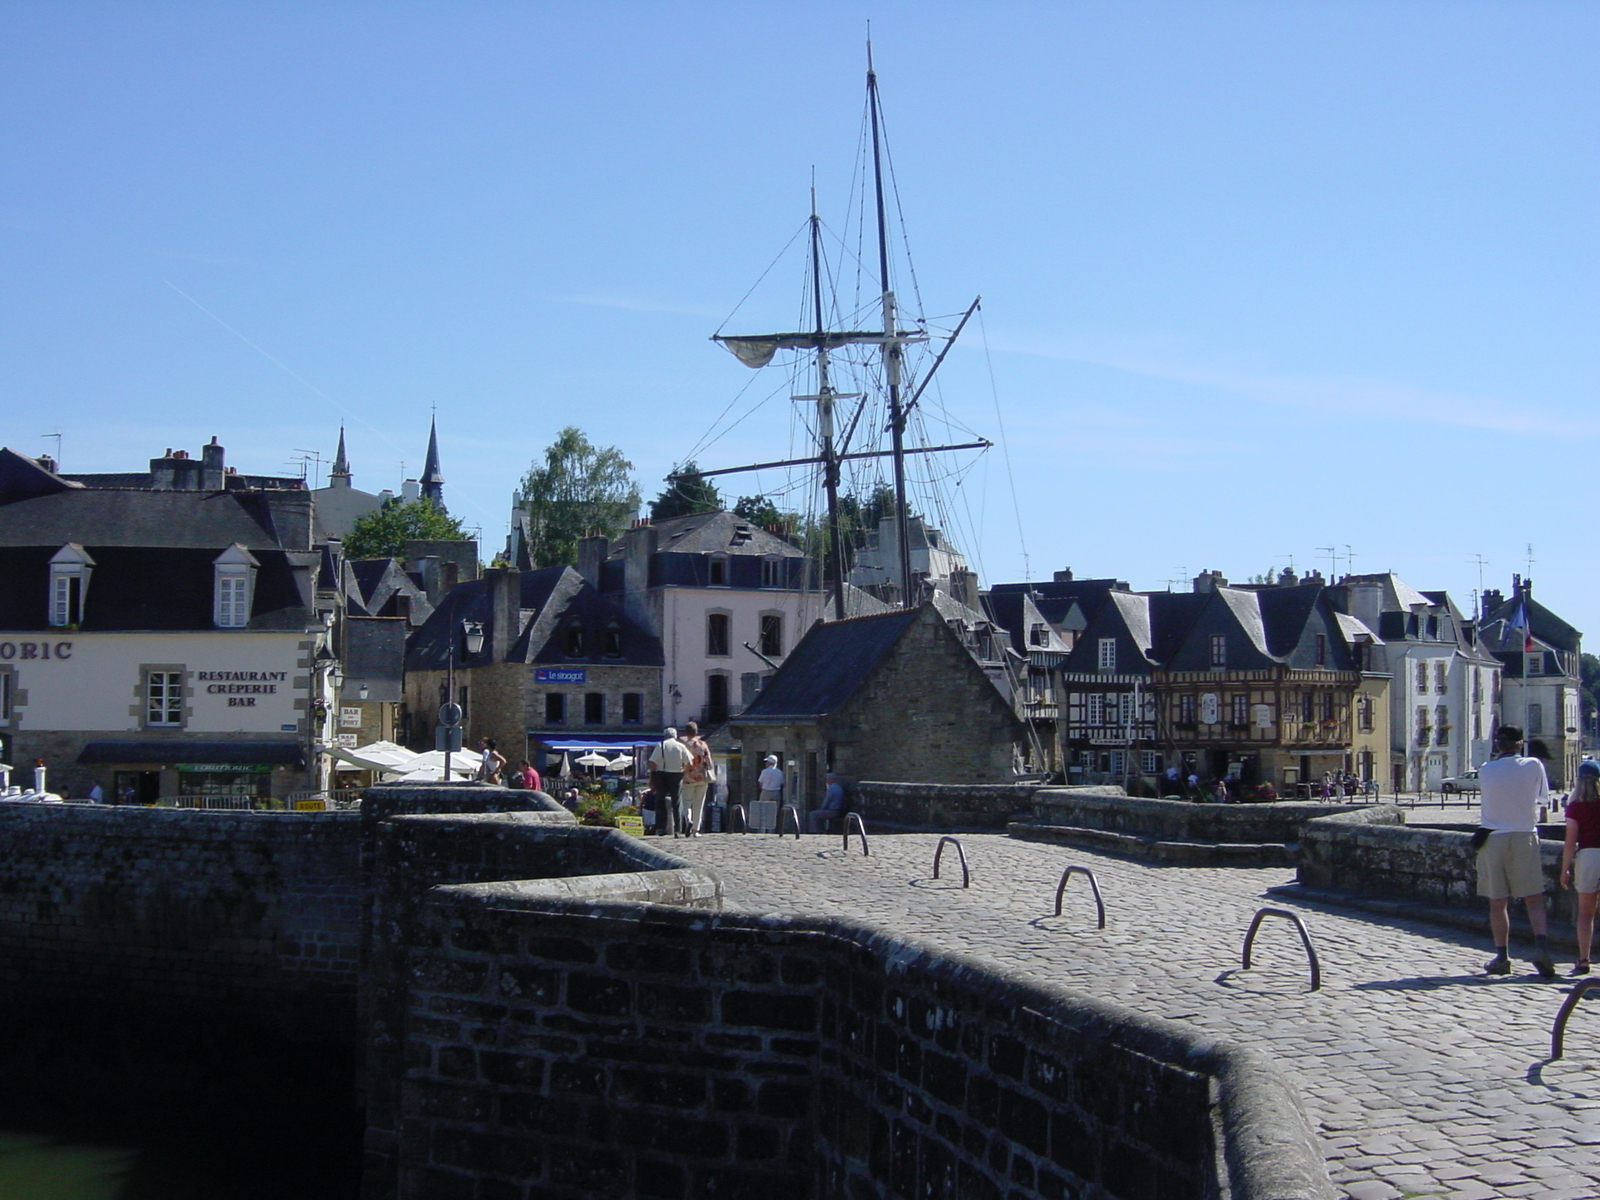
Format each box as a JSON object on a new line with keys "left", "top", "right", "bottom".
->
{"left": 1559, "top": 759, "right": 1600, "bottom": 975}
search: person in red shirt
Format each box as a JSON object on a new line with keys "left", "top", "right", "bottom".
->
{"left": 1560, "top": 759, "right": 1600, "bottom": 975}
{"left": 517, "top": 760, "right": 542, "bottom": 793}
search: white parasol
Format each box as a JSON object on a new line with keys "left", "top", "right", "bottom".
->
{"left": 574, "top": 752, "right": 610, "bottom": 767}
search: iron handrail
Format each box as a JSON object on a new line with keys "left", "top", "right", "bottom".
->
{"left": 1052, "top": 866, "right": 1106, "bottom": 928}
{"left": 1241, "top": 907, "right": 1322, "bottom": 991}
{"left": 843, "top": 812, "right": 870, "bottom": 856}
{"left": 777, "top": 804, "right": 801, "bottom": 839}
{"left": 728, "top": 804, "right": 748, "bottom": 833}
{"left": 1550, "top": 978, "right": 1600, "bottom": 1059}
{"left": 932, "top": 836, "right": 969, "bottom": 888}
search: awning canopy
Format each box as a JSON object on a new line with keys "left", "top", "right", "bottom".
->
{"left": 535, "top": 735, "right": 661, "bottom": 751}
{"left": 76, "top": 740, "right": 305, "bottom": 767}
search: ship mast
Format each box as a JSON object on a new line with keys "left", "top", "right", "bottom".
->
{"left": 810, "top": 195, "right": 849, "bottom": 621}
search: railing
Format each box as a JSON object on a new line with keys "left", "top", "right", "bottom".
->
{"left": 171, "top": 794, "right": 260, "bottom": 810}
{"left": 727, "top": 804, "right": 748, "bottom": 833}
{"left": 842, "top": 813, "right": 869, "bottom": 856}
{"left": 932, "top": 836, "right": 969, "bottom": 888}
{"left": 1052, "top": 866, "right": 1106, "bottom": 928}
{"left": 1550, "top": 978, "right": 1600, "bottom": 1059}
{"left": 1240, "top": 907, "right": 1322, "bottom": 991}
{"left": 284, "top": 789, "right": 364, "bottom": 811}
{"left": 777, "top": 804, "right": 801, "bottom": 839}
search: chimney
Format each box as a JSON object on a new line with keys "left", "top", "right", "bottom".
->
{"left": 201, "top": 437, "right": 226, "bottom": 491}
{"left": 577, "top": 535, "right": 608, "bottom": 588}
{"left": 414, "top": 555, "right": 442, "bottom": 605}
{"left": 402, "top": 479, "right": 421, "bottom": 502}
{"left": 1053, "top": 568, "right": 1075, "bottom": 582}
{"left": 1278, "top": 567, "right": 1298, "bottom": 586}
{"left": 1194, "top": 570, "right": 1227, "bottom": 593}
{"left": 948, "top": 567, "right": 978, "bottom": 609}
{"left": 621, "top": 521, "right": 659, "bottom": 635}
{"left": 488, "top": 567, "right": 520, "bottom": 663}
{"left": 37, "top": 454, "right": 57, "bottom": 475}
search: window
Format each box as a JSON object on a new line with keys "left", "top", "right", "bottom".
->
{"left": 1140, "top": 751, "right": 1160, "bottom": 775}
{"left": 1178, "top": 695, "right": 1196, "bottom": 725}
{"left": 1435, "top": 705, "right": 1449, "bottom": 746}
{"left": 48, "top": 544, "right": 93, "bottom": 628}
{"left": 1528, "top": 703, "right": 1544, "bottom": 735}
{"left": 1118, "top": 693, "right": 1134, "bottom": 726}
{"left": 0, "top": 669, "right": 13, "bottom": 723}
{"left": 706, "top": 673, "right": 730, "bottom": 723}
{"left": 1415, "top": 705, "right": 1429, "bottom": 745}
{"left": 1356, "top": 695, "right": 1373, "bottom": 732}
{"left": 1210, "top": 635, "right": 1226, "bottom": 667}
{"left": 584, "top": 693, "right": 604, "bottom": 725}
{"left": 1321, "top": 693, "right": 1334, "bottom": 722}
{"left": 707, "top": 612, "right": 730, "bottom": 657}
{"left": 1231, "top": 694, "right": 1249, "bottom": 727}
{"left": 621, "top": 693, "right": 642, "bottom": 725}
{"left": 1097, "top": 638, "right": 1117, "bottom": 672}
{"left": 1527, "top": 652, "right": 1543, "bottom": 676}
{"left": 544, "top": 693, "right": 566, "bottom": 725}
{"left": 603, "top": 622, "right": 623, "bottom": 657}
{"left": 1416, "top": 662, "right": 1429, "bottom": 694}
{"left": 1472, "top": 669, "right": 1482, "bottom": 703}
{"left": 759, "top": 614, "right": 783, "bottom": 659}
{"left": 563, "top": 622, "right": 585, "bottom": 657}
{"left": 709, "top": 555, "right": 728, "bottom": 586}
{"left": 145, "top": 670, "right": 184, "bottom": 728}
{"left": 1030, "top": 624, "right": 1047, "bottom": 648}
{"left": 1087, "top": 694, "right": 1104, "bottom": 725}
{"left": 212, "top": 544, "right": 257, "bottom": 629}
{"left": 1435, "top": 662, "right": 1448, "bottom": 694}
{"left": 761, "top": 558, "right": 781, "bottom": 588}
{"left": 1315, "top": 634, "right": 1326, "bottom": 667}
{"left": 1301, "top": 693, "right": 1314, "bottom": 723}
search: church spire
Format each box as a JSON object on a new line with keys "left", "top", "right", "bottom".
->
{"left": 421, "top": 417, "right": 445, "bottom": 507}
{"left": 329, "top": 425, "right": 351, "bottom": 488}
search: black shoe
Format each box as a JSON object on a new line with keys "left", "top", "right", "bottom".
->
{"left": 1533, "top": 952, "right": 1557, "bottom": 979}
{"left": 1571, "top": 960, "right": 1590, "bottom": 976}
{"left": 1484, "top": 954, "right": 1512, "bottom": 975}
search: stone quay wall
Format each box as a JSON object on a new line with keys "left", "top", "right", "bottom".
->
{"left": 399, "top": 889, "right": 1333, "bottom": 1200}
{"left": 853, "top": 781, "right": 1046, "bottom": 829}
{"left": 1031, "top": 790, "right": 1369, "bottom": 847}
{"left": 0, "top": 801, "right": 362, "bottom": 1040}
{"left": 1298, "top": 806, "right": 1576, "bottom": 925}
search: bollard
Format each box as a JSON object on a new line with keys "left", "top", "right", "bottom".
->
{"left": 777, "top": 804, "right": 801, "bottom": 839}
{"left": 1052, "top": 866, "right": 1106, "bottom": 928}
{"left": 1240, "top": 907, "right": 1322, "bottom": 991}
{"left": 932, "top": 836, "right": 969, "bottom": 888}
{"left": 842, "top": 812, "right": 870, "bottom": 856}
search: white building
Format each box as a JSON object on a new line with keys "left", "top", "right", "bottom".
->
{"left": 1480, "top": 576, "right": 1584, "bottom": 788}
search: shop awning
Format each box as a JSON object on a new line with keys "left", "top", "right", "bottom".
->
{"left": 76, "top": 741, "right": 305, "bottom": 768}
{"left": 535, "top": 735, "right": 661, "bottom": 751}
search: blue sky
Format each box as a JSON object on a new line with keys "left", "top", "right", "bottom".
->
{"left": 3, "top": 2, "right": 1595, "bottom": 641}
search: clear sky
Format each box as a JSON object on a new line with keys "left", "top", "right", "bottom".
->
{"left": 3, "top": 3, "right": 1594, "bottom": 640}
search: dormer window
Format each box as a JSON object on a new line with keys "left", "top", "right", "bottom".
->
{"left": 760, "top": 557, "right": 781, "bottom": 588}
{"left": 1097, "top": 638, "right": 1116, "bottom": 671}
{"left": 564, "top": 621, "right": 585, "bottom": 657}
{"left": 49, "top": 543, "right": 94, "bottom": 627}
{"left": 709, "top": 555, "right": 728, "bottom": 586}
{"left": 603, "top": 621, "right": 623, "bottom": 657}
{"left": 212, "top": 544, "right": 258, "bottom": 629}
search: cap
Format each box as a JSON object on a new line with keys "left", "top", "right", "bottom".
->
{"left": 764, "top": 755, "right": 778, "bottom": 765}
{"left": 1579, "top": 760, "right": 1600, "bottom": 778}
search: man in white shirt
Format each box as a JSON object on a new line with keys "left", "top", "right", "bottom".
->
{"left": 648, "top": 728, "right": 692, "bottom": 837}
{"left": 1476, "top": 725, "right": 1555, "bottom": 977}
{"left": 757, "top": 755, "right": 784, "bottom": 806}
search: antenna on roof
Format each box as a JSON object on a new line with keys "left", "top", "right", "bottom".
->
{"left": 292, "top": 448, "right": 325, "bottom": 487}
{"left": 41, "top": 430, "right": 62, "bottom": 467}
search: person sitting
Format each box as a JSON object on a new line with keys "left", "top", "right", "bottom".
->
{"left": 807, "top": 772, "right": 849, "bottom": 833}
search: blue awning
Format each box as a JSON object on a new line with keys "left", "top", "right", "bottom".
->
{"left": 534, "top": 734, "right": 661, "bottom": 752}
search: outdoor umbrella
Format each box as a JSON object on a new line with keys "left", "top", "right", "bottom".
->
{"left": 574, "top": 752, "right": 609, "bottom": 773}
{"left": 606, "top": 755, "right": 633, "bottom": 772}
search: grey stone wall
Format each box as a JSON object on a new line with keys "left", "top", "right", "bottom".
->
{"left": 396, "top": 893, "right": 1333, "bottom": 1200}
{"left": 0, "top": 802, "right": 360, "bottom": 1039}
{"left": 854, "top": 780, "right": 1042, "bottom": 829}
{"left": 1031, "top": 789, "right": 1369, "bottom": 846}
{"left": 1298, "top": 807, "right": 1575, "bottom": 924}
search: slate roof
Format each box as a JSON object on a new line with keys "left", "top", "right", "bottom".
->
{"left": 0, "top": 448, "right": 78, "bottom": 503}
{"left": 735, "top": 608, "right": 920, "bottom": 720}
{"left": 1482, "top": 591, "right": 1581, "bottom": 655}
{"left": 345, "top": 617, "right": 408, "bottom": 703}
{"left": 619, "top": 510, "right": 806, "bottom": 559}
{"left": 0, "top": 489, "right": 311, "bottom": 552}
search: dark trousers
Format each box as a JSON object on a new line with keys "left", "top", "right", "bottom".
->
{"left": 653, "top": 771, "right": 684, "bottom": 835}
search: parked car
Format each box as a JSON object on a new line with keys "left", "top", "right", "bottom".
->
{"left": 1440, "top": 769, "right": 1482, "bottom": 793}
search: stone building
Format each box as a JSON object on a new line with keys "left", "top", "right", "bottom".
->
{"left": 0, "top": 443, "right": 332, "bottom": 802}
{"left": 403, "top": 565, "right": 663, "bottom": 773}
{"left": 1480, "top": 575, "right": 1584, "bottom": 787}
{"left": 728, "top": 602, "right": 1026, "bottom": 810}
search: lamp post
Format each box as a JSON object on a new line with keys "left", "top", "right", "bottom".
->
{"left": 440, "top": 620, "right": 485, "bottom": 782}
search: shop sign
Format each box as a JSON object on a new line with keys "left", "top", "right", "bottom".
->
{"left": 177, "top": 763, "right": 275, "bottom": 774}
{"left": 0, "top": 641, "right": 72, "bottom": 660}
{"left": 535, "top": 668, "right": 586, "bottom": 684}
{"left": 339, "top": 707, "right": 362, "bottom": 728}
{"left": 294, "top": 800, "right": 327, "bottom": 812}
{"left": 335, "top": 734, "right": 358, "bottom": 748}
{"left": 616, "top": 814, "right": 646, "bottom": 837}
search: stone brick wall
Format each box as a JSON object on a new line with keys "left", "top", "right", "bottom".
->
{"left": 1031, "top": 790, "right": 1370, "bottom": 846}
{"left": 854, "top": 781, "right": 1042, "bottom": 829}
{"left": 0, "top": 802, "right": 360, "bottom": 1040}
{"left": 397, "top": 895, "right": 1332, "bottom": 1200}
{"left": 1298, "top": 807, "right": 1575, "bottom": 924}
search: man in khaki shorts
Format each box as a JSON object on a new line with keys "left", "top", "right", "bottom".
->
{"left": 1477, "top": 725, "right": 1555, "bottom": 977}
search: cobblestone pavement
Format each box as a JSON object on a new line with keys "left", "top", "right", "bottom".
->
{"left": 667, "top": 830, "right": 1600, "bottom": 1200}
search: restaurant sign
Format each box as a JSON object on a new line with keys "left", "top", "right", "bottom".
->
{"left": 535, "top": 668, "right": 586, "bottom": 684}
{"left": 177, "top": 763, "right": 275, "bottom": 774}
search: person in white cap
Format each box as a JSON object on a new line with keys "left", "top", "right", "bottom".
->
{"left": 757, "top": 754, "right": 784, "bottom": 808}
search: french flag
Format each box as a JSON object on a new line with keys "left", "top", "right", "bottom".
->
{"left": 1507, "top": 600, "right": 1536, "bottom": 654}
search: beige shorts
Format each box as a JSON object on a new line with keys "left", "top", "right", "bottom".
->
{"left": 1477, "top": 831, "right": 1546, "bottom": 900}
{"left": 1575, "top": 847, "right": 1600, "bottom": 895}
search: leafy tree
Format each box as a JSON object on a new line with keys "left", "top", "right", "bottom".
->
{"left": 650, "top": 462, "right": 722, "bottom": 520}
{"left": 733, "top": 494, "right": 789, "bottom": 529}
{"left": 1581, "top": 653, "right": 1599, "bottom": 735}
{"left": 342, "top": 497, "right": 470, "bottom": 560}
{"left": 516, "top": 427, "right": 641, "bottom": 568}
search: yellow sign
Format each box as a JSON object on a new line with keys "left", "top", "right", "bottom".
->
{"left": 294, "top": 800, "right": 327, "bottom": 812}
{"left": 616, "top": 814, "right": 646, "bottom": 837}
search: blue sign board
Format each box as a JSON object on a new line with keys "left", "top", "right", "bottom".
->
{"left": 535, "top": 667, "right": 587, "bottom": 684}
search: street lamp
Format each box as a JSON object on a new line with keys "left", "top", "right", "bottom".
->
{"left": 440, "top": 619, "right": 486, "bottom": 782}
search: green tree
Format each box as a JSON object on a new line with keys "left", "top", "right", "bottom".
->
{"left": 650, "top": 462, "right": 722, "bottom": 520}
{"left": 1580, "top": 652, "right": 1599, "bottom": 735}
{"left": 342, "top": 497, "right": 470, "bottom": 560}
{"left": 732, "top": 494, "right": 789, "bottom": 529}
{"left": 516, "top": 427, "right": 641, "bottom": 568}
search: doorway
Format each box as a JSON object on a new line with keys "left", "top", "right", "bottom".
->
{"left": 113, "top": 770, "right": 161, "bottom": 805}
